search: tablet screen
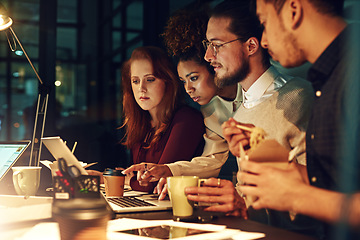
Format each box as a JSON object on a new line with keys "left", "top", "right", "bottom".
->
{"left": 120, "top": 225, "right": 212, "bottom": 239}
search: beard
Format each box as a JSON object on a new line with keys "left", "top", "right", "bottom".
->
{"left": 214, "top": 58, "right": 250, "bottom": 88}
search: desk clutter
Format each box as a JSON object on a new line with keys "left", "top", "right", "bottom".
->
{"left": 51, "top": 158, "right": 100, "bottom": 199}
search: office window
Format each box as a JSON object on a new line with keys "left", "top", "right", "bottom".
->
{"left": 11, "top": 62, "right": 39, "bottom": 140}
{"left": 12, "top": 0, "right": 40, "bottom": 21}
{"left": 0, "top": 62, "right": 7, "bottom": 138}
{"left": 58, "top": 0, "right": 77, "bottom": 23}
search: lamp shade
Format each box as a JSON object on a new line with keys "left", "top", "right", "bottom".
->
{"left": 0, "top": 3, "right": 12, "bottom": 31}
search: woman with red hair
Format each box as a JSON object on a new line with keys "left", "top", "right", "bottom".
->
{"left": 120, "top": 46, "right": 205, "bottom": 192}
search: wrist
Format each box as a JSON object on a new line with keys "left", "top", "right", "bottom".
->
{"left": 290, "top": 183, "right": 315, "bottom": 214}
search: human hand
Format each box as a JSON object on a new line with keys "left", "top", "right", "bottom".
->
{"left": 238, "top": 161, "right": 306, "bottom": 212}
{"left": 122, "top": 163, "right": 173, "bottom": 186}
{"left": 222, "top": 118, "right": 253, "bottom": 157}
{"left": 154, "top": 177, "right": 169, "bottom": 200}
{"left": 185, "top": 178, "right": 248, "bottom": 218}
{"left": 115, "top": 167, "right": 134, "bottom": 186}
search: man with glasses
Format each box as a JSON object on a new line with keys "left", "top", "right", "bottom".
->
{"left": 185, "top": 1, "right": 321, "bottom": 237}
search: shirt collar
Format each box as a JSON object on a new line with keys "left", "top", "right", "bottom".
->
{"left": 308, "top": 24, "right": 350, "bottom": 89}
{"left": 242, "top": 66, "right": 279, "bottom": 102}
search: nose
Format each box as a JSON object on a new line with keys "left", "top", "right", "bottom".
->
{"left": 204, "top": 46, "right": 215, "bottom": 63}
{"left": 260, "top": 32, "right": 268, "bottom": 49}
{"left": 184, "top": 82, "right": 194, "bottom": 94}
{"left": 139, "top": 80, "right": 147, "bottom": 92}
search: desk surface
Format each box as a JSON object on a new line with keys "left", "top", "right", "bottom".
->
{"left": 1, "top": 180, "right": 318, "bottom": 240}
{"left": 2, "top": 210, "right": 317, "bottom": 240}
{"left": 117, "top": 210, "right": 318, "bottom": 240}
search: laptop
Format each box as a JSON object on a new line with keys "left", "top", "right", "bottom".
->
{"left": 0, "top": 140, "right": 31, "bottom": 182}
{"left": 42, "top": 136, "right": 172, "bottom": 213}
{"left": 102, "top": 189, "right": 172, "bottom": 213}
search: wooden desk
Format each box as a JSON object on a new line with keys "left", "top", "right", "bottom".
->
{"left": 117, "top": 210, "right": 318, "bottom": 240}
{"left": 1, "top": 183, "right": 319, "bottom": 240}
{"left": 2, "top": 203, "right": 318, "bottom": 240}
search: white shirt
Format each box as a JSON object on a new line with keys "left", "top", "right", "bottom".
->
{"left": 242, "top": 66, "right": 287, "bottom": 109}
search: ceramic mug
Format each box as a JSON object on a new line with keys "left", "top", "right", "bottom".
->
{"left": 167, "top": 176, "right": 199, "bottom": 220}
{"left": 12, "top": 166, "right": 41, "bottom": 196}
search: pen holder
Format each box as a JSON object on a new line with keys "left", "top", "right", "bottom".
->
{"left": 53, "top": 175, "right": 100, "bottom": 200}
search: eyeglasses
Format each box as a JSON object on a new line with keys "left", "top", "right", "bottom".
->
{"left": 202, "top": 38, "right": 243, "bottom": 57}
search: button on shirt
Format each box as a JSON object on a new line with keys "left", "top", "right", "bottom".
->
{"left": 306, "top": 25, "right": 352, "bottom": 191}
{"left": 242, "top": 66, "right": 287, "bottom": 109}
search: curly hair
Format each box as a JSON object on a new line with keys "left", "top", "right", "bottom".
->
{"left": 161, "top": 9, "right": 213, "bottom": 73}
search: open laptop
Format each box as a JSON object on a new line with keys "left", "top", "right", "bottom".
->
{"left": 0, "top": 140, "right": 31, "bottom": 182}
{"left": 102, "top": 190, "right": 172, "bottom": 213}
{"left": 42, "top": 136, "right": 172, "bottom": 213}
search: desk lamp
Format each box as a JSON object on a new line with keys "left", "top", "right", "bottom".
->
{"left": 0, "top": 3, "right": 49, "bottom": 167}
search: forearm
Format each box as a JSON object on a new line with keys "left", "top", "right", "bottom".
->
{"left": 167, "top": 151, "right": 228, "bottom": 177}
{"left": 167, "top": 129, "right": 230, "bottom": 177}
{"left": 290, "top": 184, "right": 344, "bottom": 223}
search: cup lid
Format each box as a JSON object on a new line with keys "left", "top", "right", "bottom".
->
{"left": 52, "top": 198, "right": 110, "bottom": 220}
{"left": 102, "top": 168, "right": 124, "bottom": 176}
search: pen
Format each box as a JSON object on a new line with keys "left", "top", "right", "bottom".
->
{"left": 144, "top": 163, "right": 148, "bottom": 172}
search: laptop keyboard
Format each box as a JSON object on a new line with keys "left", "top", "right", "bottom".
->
{"left": 107, "top": 196, "right": 156, "bottom": 208}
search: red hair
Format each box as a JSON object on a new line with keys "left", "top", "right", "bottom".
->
{"left": 121, "top": 46, "right": 181, "bottom": 149}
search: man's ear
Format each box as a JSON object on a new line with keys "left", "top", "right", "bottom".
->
{"left": 246, "top": 37, "right": 260, "bottom": 56}
{"left": 287, "top": 0, "right": 303, "bottom": 29}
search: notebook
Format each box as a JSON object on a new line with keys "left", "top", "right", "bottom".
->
{"left": 102, "top": 190, "right": 172, "bottom": 213}
{"left": 41, "top": 136, "right": 88, "bottom": 175}
{"left": 0, "top": 140, "right": 31, "bottom": 181}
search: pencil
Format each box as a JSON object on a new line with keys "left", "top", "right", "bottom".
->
{"left": 72, "top": 141, "right": 78, "bottom": 153}
{"left": 84, "top": 162, "right": 98, "bottom": 169}
{"left": 235, "top": 124, "right": 253, "bottom": 132}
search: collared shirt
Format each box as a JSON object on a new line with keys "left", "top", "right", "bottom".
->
{"left": 242, "top": 66, "right": 287, "bottom": 109}
{"left": 234, "top": 66, "right": 312, "bottom": 165}
{"left": 306, "top": 24, "right": 360, "bottom": 192}
{"left": 305, "top": 23, "right": 360, "bottom": 240}
{"left": 234, "top": 66, "right": 318, "bottom": 236}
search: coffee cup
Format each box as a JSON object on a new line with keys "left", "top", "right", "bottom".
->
{"left": 52, "top": 198, "right": 110, "bottom": 240}
{"left": 166, "top": 176, "right": 199, "bottom": 220}
{"left": 12, "top": 166, "right": 41, "bottom": 196}
{"left": 103, "top": 169, "right": 125, "bottom": 197}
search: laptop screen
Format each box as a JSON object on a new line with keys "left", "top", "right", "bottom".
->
{"left": 0, "top": 141, "right": 31, "bottom": 181}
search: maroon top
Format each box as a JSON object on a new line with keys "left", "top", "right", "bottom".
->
{"left": 129, "top": 105, "right": 205, "bottom": 192}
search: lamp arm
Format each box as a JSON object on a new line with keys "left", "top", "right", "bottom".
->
{"left": 6, "top": 27, "right": 48, "bottom": 167}
{"left": 9, "top": 27, "right": 43, "bottom": 85}
{"left": 29, "top": 93, "right": 48, "bottom": 167}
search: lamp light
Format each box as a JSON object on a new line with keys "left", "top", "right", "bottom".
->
{"left": 0, "top": 3, "right": 49, "bottom": 167}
